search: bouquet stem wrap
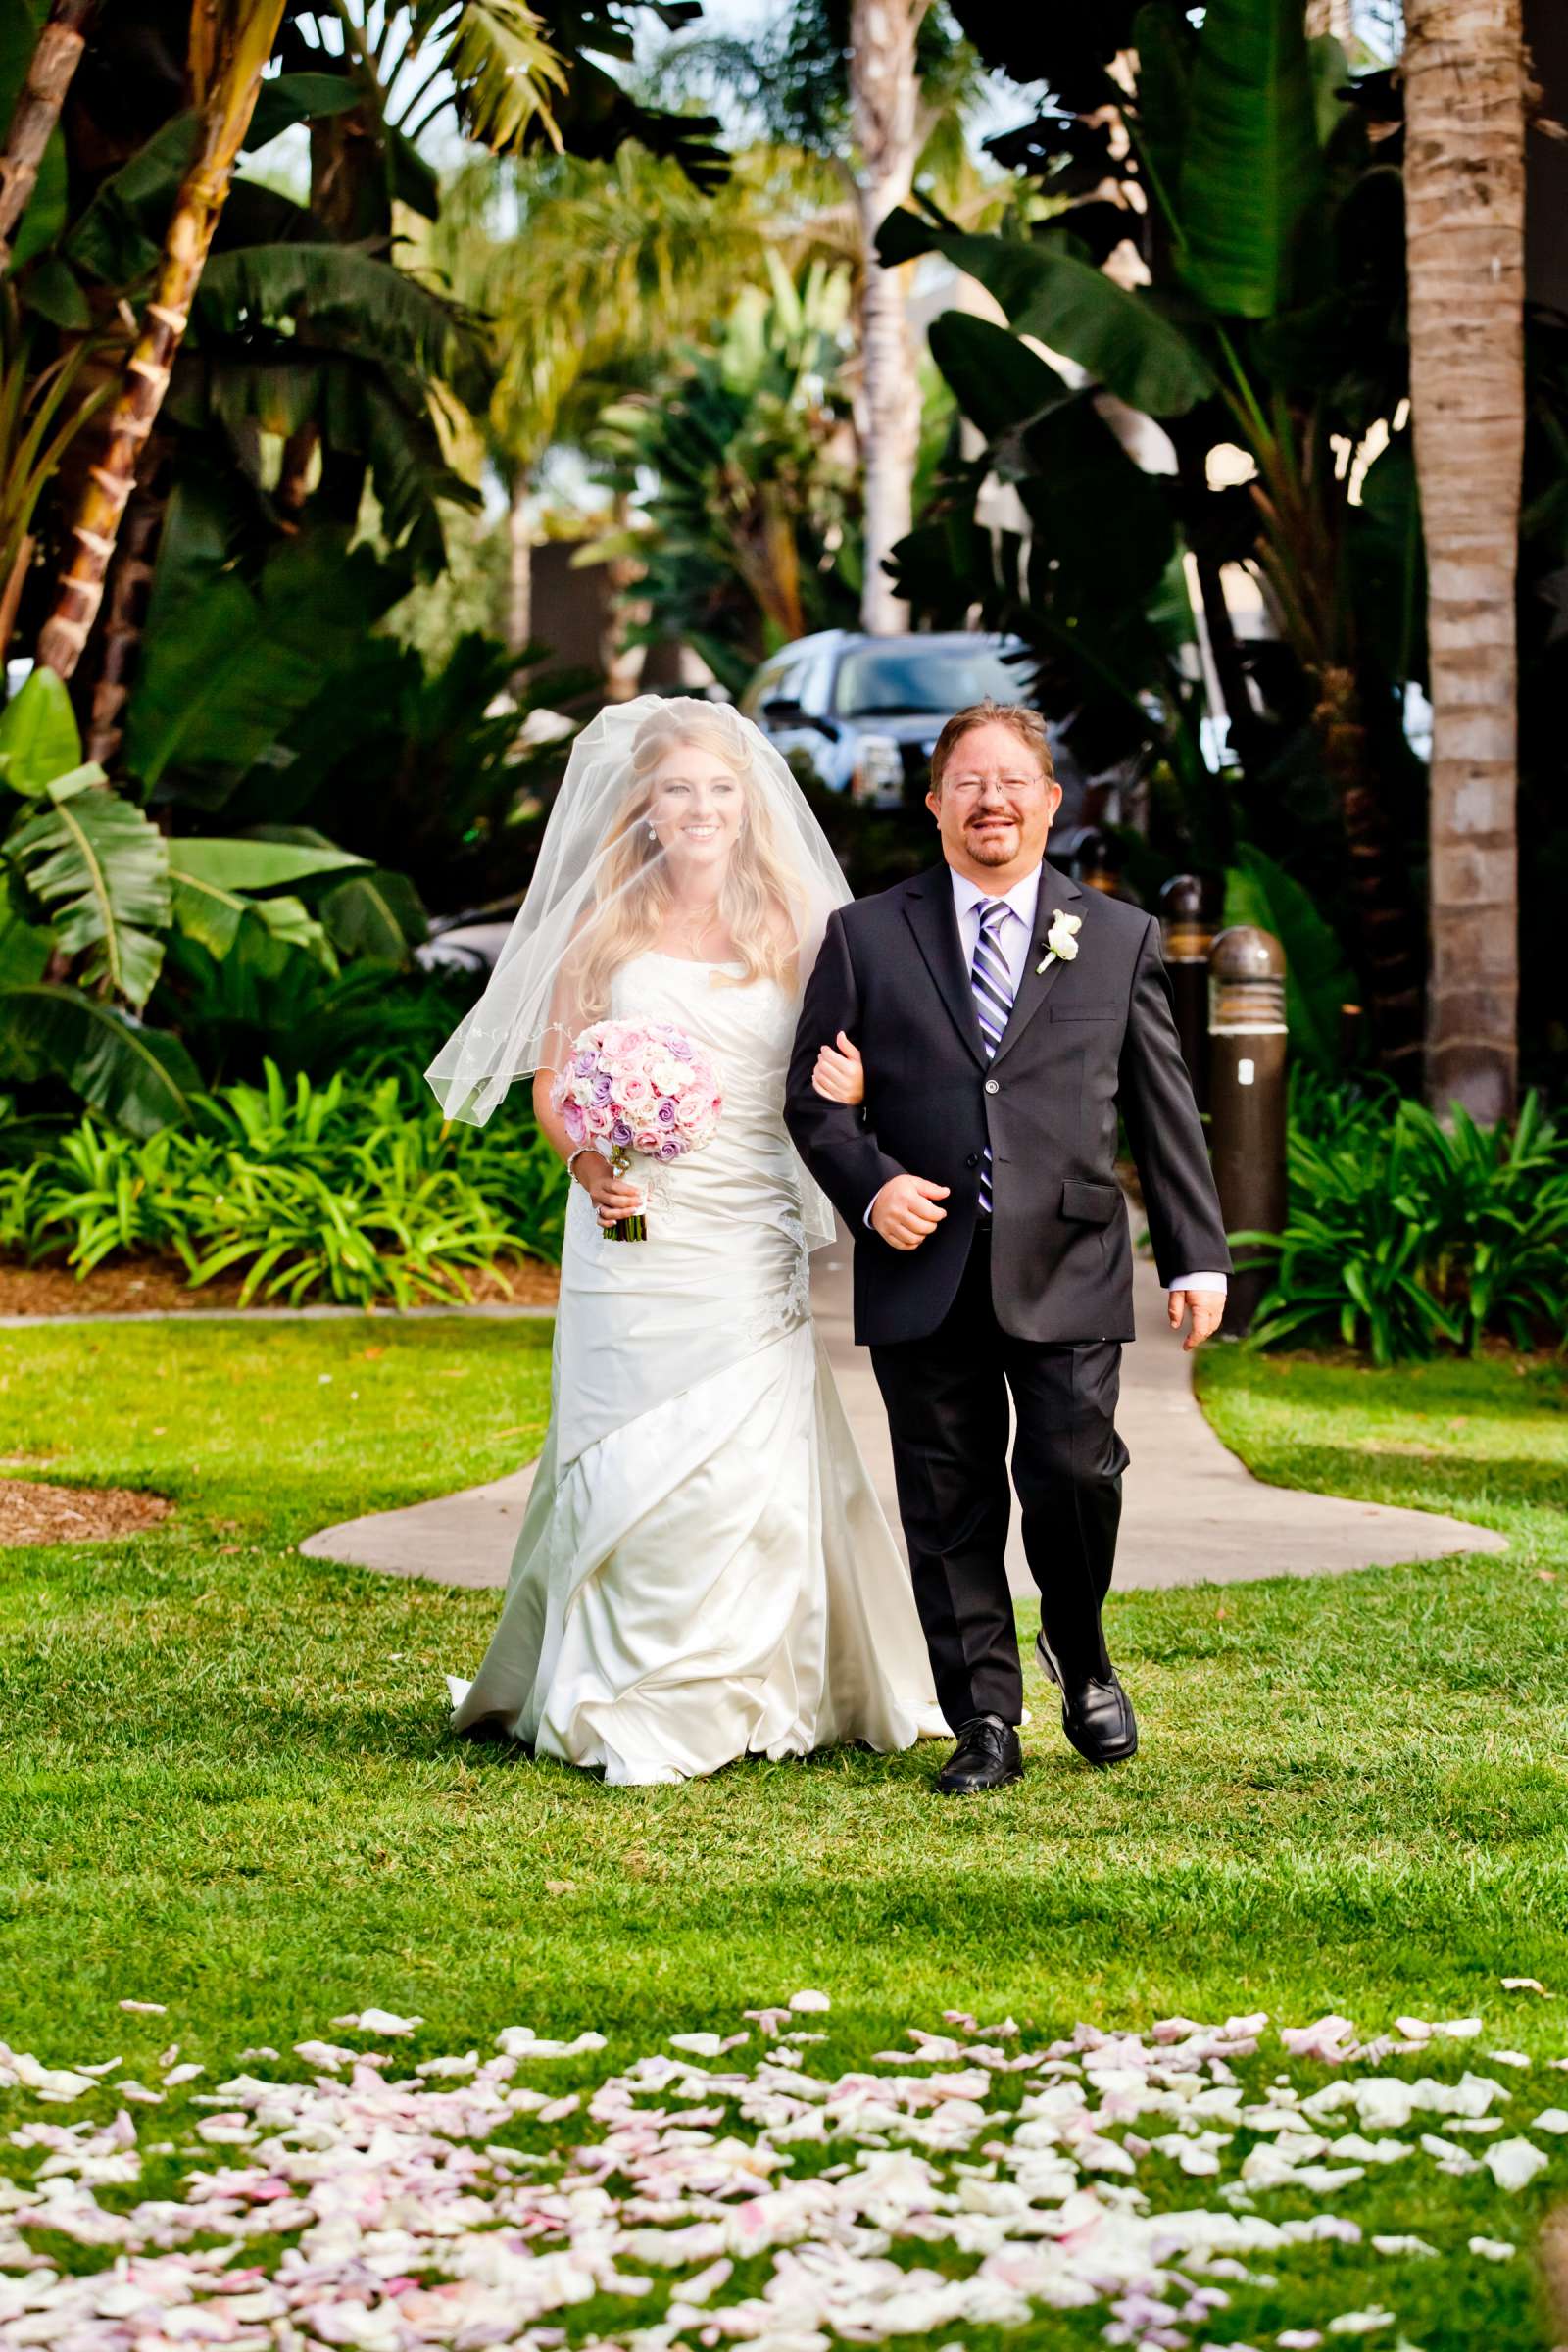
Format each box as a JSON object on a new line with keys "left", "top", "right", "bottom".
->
{"left": 604, "top": 1144, "right": 647, "bottom": 1244}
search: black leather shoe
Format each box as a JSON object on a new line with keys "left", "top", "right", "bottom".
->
{"left": 937, "top": 1713, "right": 1023, "bottom": 1795}
{"left": 1035, "top": 1633, "right": 1138, "bottom": 1765}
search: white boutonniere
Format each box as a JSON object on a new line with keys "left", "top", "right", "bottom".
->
{"left": 1036, "top": 909, "right": 1083, "bottom": 975}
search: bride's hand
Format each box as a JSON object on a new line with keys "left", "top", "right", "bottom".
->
{"left": 573, "top": 1152, "right": 647, "bottom": 1226}
{"left": 812, "top": 1030, "right": 865, "bottom": 1107}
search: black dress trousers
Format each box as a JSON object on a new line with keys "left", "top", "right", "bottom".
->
{"left": 869, "top": 1226, "right": 1129, "bottom": 1730}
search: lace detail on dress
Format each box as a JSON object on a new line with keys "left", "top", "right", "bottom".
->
{"left": 741, "top": 1203, "right": 810, "bottom": 1345}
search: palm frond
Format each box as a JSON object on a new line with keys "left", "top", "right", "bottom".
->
{"left": 428, "top": 0, "right": 570, "bottom": 155}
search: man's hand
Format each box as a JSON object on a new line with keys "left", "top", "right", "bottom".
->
{"left": 869, "top": 1174, "right": 950, "bottom": 1252}
{"left": 1168, "top": 1287, "right": 1225, "bottom": 1350}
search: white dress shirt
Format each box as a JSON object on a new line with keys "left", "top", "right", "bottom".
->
{"left": 862, "top": 864, "right": 1226, "bottom": 1298}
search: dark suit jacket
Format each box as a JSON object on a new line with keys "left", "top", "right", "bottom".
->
{"left": 784, "top": 860, "right": 1231, "bottom": 1348}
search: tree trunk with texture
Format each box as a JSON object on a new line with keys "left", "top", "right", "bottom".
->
{"left": 851, "top": 0, "right": 928, "bottom": 636}
{"left": 0, "top": 0, "right": 94, "bottom": 277}
{"left": 1305, "top": 0, "right": 1354, "bottom": 41}
{"left": 1405, "top": 0, "right": 1526, "bottom": 1121}
{"left": 81, "top": 433, "right": 173, "bottom": 770}
{"left": 35, "top": 0, "right": 288, "bottom": 682}
{"left": 507, "top": 467, "right": 532, "bottom": 656}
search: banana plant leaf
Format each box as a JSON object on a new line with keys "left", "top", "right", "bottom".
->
{"left": 195, "top": 245, "right": 492, "bottom": 416}
{"left": 0, "top": 895, "right": 48, "bottom": 990}
{"left": 6, "top": 780, "right": 170, "bottom": 1007}
{"left": 167, "top": 835, "right": 366, "bottom": 962}
{"left": 929, "top": 315, "right": 1177, "bottom": 615}
{"left": 124, "top": 503, "right": 410, "bottom": 794}
{"left": 65, "top": 75, "right": 358, "bottom": 288}
{"left": 1223, "top": 841, "right": 1355, "bottom": 1073}
{"left": 1, "top": 985, "right": 199, "bottom": 1135}
{"left": 0, "top": 668, "right": 83, "bottom": 799}
{"left": 169, "top": 838, "right": 368, "bottom": 890}
{"left": 1178, "top": 0, "right": 1324, "bottom": 318}
{"left": 878, "top": 210, "right": 1217, "bottom": 417}
{"left": 320, "top": 869, "right": 426, "bottom": 966}
{"left": 1127, "top": 2, "right": 1192, "bottom": 228}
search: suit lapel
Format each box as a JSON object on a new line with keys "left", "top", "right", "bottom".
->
{"left": 902, "top": 868, "right": 985, "bottom": 1068}
{"left": 990, "top": 861, "right": 1084, "bottom": 1070}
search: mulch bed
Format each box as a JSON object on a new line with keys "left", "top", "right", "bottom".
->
{"left": 0, "top": 1256, "right": 561, "bottom": 1317}
{"left": 0, "top": 1477, "right": 171, "bottom": 1546}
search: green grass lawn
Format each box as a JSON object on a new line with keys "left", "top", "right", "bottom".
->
{"left": 1, "top": 1319, "right": 1566, "bottom": 2347}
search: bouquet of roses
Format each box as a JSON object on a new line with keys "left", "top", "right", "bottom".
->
{"left": 553, "top": 1019, "right": 723, "bottom": 1241}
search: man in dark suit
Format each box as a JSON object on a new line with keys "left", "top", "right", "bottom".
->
{"left": 785, "top": 701, "right": 1230, "bottom": 1794}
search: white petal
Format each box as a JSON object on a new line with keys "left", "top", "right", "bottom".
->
{"left": 1484, "top": 2136, "right": 1549, "bottom": 2191}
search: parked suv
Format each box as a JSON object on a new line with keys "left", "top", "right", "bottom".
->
{"left": 739, "top": 630, "right": 1083, "bottom": 820}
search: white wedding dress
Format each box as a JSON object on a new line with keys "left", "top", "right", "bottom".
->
{"left": 447, "top": 951, "right": 947, "bottom": 1783}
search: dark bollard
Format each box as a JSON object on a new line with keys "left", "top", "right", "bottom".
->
{"left": 1207, "top": 925, "right": 1288, "bottom": 1336}
{"left": 1073, "top": 828, "right": 1138, "bottom": 902}
{"left": 1159, "top": 873, "right": 1223, "bottom": 1112}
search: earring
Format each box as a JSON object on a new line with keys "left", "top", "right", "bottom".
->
{"left": 647, "top": 822, "right": 658, "bottom": 841}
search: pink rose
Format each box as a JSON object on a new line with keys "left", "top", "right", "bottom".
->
{"left": 633, "top": 1129, "right": 660, "bottom": 1153}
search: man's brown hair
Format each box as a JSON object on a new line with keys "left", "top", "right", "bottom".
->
{"left": 928, "top": 700, "right": 1054, "bottom": 794}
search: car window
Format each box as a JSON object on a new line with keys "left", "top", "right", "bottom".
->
{"left": 832, "top": 642, "right": 1027, "bottom": 718}
{"left": 792, "top": 649, "right": 834, "bottom": 714}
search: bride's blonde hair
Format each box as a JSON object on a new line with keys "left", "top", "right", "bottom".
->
{"left": 564, "top": 704, "right": 804, "bottom": 1019}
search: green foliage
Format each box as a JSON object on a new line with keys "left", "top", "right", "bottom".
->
{"left": 4, "top": 766, "right": 169, "bottom": 1006}
{"left": 893, "top": 303, "right": 1204, "bottom": 805}
{"left": 593, "top": 259, "right": 861, "bottom": 694}
{"left": 123, "top": 495, "right": 415, "bottom": 796}
{"left": 1238, "top": 1085, "right": 1568, "bottom": 1363}
{"left": 1176, "top": 0, "right": 1322, "bottom": 317}
{"left": 886, "top": 0, "right": 1446, "bottom": 1056}
{"left": 0, "top": 1062, "right": 569, "bottom": 1305}
{"left": 0, "top": 667, "right": 82, "bottom": 797}
{"left": 880, "top": 212, "right": 1219, "bottom": 416}
{"left": 1222, "top": 842, "right": 1355, "bottom": 1074}
{"left": 0, "top": 665, "right": 422, "bottom": 1133}
{"left": 0, "top": 986, "right": 202, "bottom": 1137}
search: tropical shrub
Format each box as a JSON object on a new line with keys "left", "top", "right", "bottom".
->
{"left": 0, "top": 1064, "right": 568, "bottom": 1308}
{"left": 592, "top": 257, "right": 862, "bottom": 695}
{"left": 1237, "top": 1085, "right": 1568, "bottom": 1364}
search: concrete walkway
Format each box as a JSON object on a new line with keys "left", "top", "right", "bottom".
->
{"left": 301, "top": 1229, "right": 1506, "bottom": 1592}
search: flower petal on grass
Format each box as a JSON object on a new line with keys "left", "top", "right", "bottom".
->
{"left": 1483, "top": 2136, "right": 1548, "bottom": 2191}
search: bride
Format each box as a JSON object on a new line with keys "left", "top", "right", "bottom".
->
{"left": 425, "top": 696, "right": 945, "bottom": 1784}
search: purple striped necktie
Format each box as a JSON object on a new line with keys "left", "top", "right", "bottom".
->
{"left": 970, "top": 897, "right": 1015, "bottom": 1214}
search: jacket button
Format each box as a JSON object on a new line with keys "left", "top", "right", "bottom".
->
{"left": 984, "top": 1077, "right": 1000, "bottom": 1095}
{"left": 965, "top": 1152, "right": 979, "bottom": 1167}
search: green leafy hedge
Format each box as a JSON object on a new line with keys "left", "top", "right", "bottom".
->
{"left": 1236, "top": 1081, "right": 1568, "bottom": 1364}
{"left": 0, "top": 1063, "right": 567, "bottom": 1308}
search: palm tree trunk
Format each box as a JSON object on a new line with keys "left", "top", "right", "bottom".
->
{"left": 82, "top": 433, "right": 173, "bottom": 769}
{"left": 35, "top": 0, "right": 288, "bottom": 683}
{"left": 1304, "top": 0, "right": 1354, "bottom": 40}
{"left": 1404, "top": 0, "right": 1527, "bottom": 1122}
{"left": 850, "top": 0, "right": 929, "bottom": 636}
{"left": 507, "top": 466, "right": 533, "bottom": 656}
{"left": 0, "top": 0, "right": 94, "bottom": 277}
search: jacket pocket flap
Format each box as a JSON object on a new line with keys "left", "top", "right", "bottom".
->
{"left": 1061, "top": 1179, "right": 1121, "bottom": 1226}
{"left": 1050, "top": 1002, "right": 1120, "bottom": 1021}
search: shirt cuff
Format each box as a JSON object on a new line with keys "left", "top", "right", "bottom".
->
{"left": 1165, "top": 1272, "right": 1228, "bottom": 1294}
